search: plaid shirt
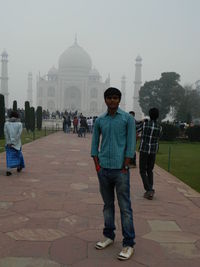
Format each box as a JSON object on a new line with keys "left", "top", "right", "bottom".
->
{"left": 137, "top": 120, "right": 162, "bottom": 154}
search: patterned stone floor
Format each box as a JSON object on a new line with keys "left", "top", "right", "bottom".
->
{"left": 0, "top": 131, "right": 200, "bottom": 266}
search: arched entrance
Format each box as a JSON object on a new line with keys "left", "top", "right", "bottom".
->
{"left": 64, "top": 86, "right": 81, "bottom": 112}
{"left": 47, "top": 100, "right": 55, "bottom": 112}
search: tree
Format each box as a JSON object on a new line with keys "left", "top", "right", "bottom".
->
{"left": 25, "top": 101, "right": 31, "bottom": 132}
{"left": 160, "top": 123, "right": 179, "bottom": 141}
{"left": 162, "top": 73, "right": 184, "bottom": 114}
{"left": 139, "top": 80, "right": 169, "bottom": 121}
{"left": 175, "top": 86, "right": 200, "bottom": 122}
{"left": 13, "top": 100, "right": 17, "bottom": 111}
{"left": 139, "top": 72, "right": 184, "bottom": 121}
{"left": 0, "top": 94, "right": 5, "bottom": 139}
{"left": 36, "top": 106, "right": 42, "bottom": 130}
{"left": 30, "top": 107, "right": 35, "bottom": 132}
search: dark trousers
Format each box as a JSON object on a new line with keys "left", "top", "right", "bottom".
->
{"left": 130, "top": 152, "right": 136, "bottom": 165}
{"left": 73, "top": 125, "right": 78, "bottom": 133}
{"left": 78, "top": 127, "right": 86, "bottom": 137}
{"left": 139, "top": 152, "right": 156, "bottom": 192}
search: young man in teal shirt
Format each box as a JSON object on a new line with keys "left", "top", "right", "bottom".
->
{"left": 91, "top": 87, "right": 136, "bottom": 260}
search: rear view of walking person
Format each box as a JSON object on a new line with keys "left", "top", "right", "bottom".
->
{"left": 73, "top": 116, "right": 78, "bottom": 133}
{"left": 78, "top": 117, "right": 88, "bottom": 137}
{"left": 137, "top": 108, "right": 162, "bottom": 200}
{"left": 4, "top": 110, "right": 25, "bottom": 176}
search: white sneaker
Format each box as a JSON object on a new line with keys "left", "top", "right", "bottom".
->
{"left": 118, "top": 246, "right": 135, "bottom": 260}
{"left": 95, "top": 238, "right": 114, "bottom": 250}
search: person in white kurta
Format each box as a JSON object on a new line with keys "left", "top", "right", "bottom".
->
{"left": 4, "top": 110, "right": 25, "bottom": 176}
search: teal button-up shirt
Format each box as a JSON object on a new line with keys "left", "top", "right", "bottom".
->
{"left": 91, "top": 108, "right": 136, "bottom": 169}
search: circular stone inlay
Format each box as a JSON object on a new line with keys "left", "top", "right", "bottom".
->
{"left": 45, "top": 155, "right": 55, "bottom": 158}
{"left": 6, "top": 228, "right": 66, "bottom": 241}
{"left": 50, "top": 161, "right": 60, "bottom": 165}
{"left": 19, "top": 178, "right": 40, "bottom": 183}
{"left": 70, "top": 183, "right": 88, "bottom": 190}
{"left": 76, "top": 162, "right": 88, "bottom": 166}
{"left": 0, "top": 257, "right": 61, "bottom": 267}
{"left": 0, "top": 202, "right": 13, "bottom": 209}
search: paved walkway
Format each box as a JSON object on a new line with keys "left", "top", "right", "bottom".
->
{"left": 0, "top": 132, "right": 200, "bottom": 267}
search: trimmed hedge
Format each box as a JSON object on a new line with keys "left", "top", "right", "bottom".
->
{"left": 186, "top": 126, "right": 200, "bottom": 142}
{"left": 0, "top": 94, "right": 5, "bottom": 139}
{"left": 25, "top": 101, "right": 30, "bottom": 132}
{"left": 160, "top": 123, "right": 179, "bottom": 141}
{"left": 30, "top": 107, "right": 35, "bottom": 132}
{"left": 36, "top": 106, "right": 42, "bottom": 130}
{"left": 13, "top": 100, "right": 17, "bottom": 111}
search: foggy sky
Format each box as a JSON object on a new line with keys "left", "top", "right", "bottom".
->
{"left": 0, "top": 0, "right": 200, "bottom": 111}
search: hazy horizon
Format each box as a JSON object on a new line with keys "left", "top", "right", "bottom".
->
{"left": 0, "top": 0, "right": 200, "bottom": 111}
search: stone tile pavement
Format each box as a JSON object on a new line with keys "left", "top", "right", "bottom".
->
{"left": 0, "top": 131, "right": 199, "bottom": 267}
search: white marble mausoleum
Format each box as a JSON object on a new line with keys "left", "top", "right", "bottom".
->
{"left": 36, "top": 38, "right": 110, "bottom": 115}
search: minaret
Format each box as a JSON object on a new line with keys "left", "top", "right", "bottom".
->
{"left": 120, "top": 75, "right": 126, "bottom": 110}
{"left": 105, "top": 73, "right": 110, "bottom": 88}
{"left": 133, "top": 55, "right": 143, "bottom": 120}
{"left": 27, "top": 72, "right": 33, "bottom": 106}
{"left": 0, "top": 50, "right": 9, "bottom": 108}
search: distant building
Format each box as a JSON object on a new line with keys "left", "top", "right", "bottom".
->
{"left": 27, "top": 72, "right": 33, "bottom": 106}
{"left": 36, "top": 38, "right": 109, "bottom": 115}
{"left": 120, "top": 75, "right": 126, "bottom": 110}
{"left": 133, "top": 55, "right": 143, "bottom": 120}
{"left": 0, "top": 50, "right": 9, "bottom": 108}
{"left": 0, "top": 43, "right": 143, "bottom": 114}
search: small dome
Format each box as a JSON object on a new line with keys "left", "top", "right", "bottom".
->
{"left": 48, "top": 66, "right": 58, "bottom": 75}
{"left": 59, "top": 40, "right": 92, "bottom": 71}
{"left": 136, "top": 55, "right": 142, "bottom": 62}
{"left": 89, "top": 68, "right": 100, "bottom": 77}
{"left": 1, "top": 50, "right": 8, "bottom": 57}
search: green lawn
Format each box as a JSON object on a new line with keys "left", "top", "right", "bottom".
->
{"left": 0, "top": 128, "right": 56, "bottom": 153}
{"left": 156, "top": 142, "right": 200, "bottom": 193}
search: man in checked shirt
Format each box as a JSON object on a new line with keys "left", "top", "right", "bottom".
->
{"left": 137, "top": 108, "right": 162, "bottom": 200}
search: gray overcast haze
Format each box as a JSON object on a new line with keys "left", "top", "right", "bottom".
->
{"left": 0, "top": 0, "right": 200, "bottom": 111}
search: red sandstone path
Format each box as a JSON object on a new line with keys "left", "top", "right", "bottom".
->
{"left": 0, "top": 131, "right": 200, "bottom": 267}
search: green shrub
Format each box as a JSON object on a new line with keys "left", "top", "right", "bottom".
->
{"left": 25, "top": 101, "right": 30, "bottom": 132}
{"left": 36, "top": 106, "right": 42, "bottom": 130}
{"left": 30, "top": 107, "right": 35, "bottom": 132}
{"left": 13, "top": 100, "right": 17, "bottom": 111}
{"left": 186, "top": 126, "right": 200, "bottom": 141}
{"left": 160, "top": 123, "right": 179, "bottom": 141}
{"left": 0, "top": 94, "right": 5, "bottom": 139}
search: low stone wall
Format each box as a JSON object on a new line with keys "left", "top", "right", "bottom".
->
{"left": 42, "top": 119, "right": 63, "bottom": 130}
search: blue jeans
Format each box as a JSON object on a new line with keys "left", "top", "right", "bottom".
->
{"left": 65, "top": 125, "right": 70, "bottom": 133}
{"left": 97, "top": 168, "right": 135, "bottom": 247}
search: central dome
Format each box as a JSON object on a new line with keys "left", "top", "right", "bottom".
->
{"left": 59, "top": 39, "right": 92, "bottom": 71}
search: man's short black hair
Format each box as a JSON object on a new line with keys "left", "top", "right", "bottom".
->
{"left": 9, "top": 110, "right": 19, "bottom": 119}
{"left": 104, "top": 87, "right": 121, "bottom": 100}
{"left": 129, "top": 111, "right": 135, "bottom": 116}
{"left": 149, "top": 108, "right": 159, "bottom": 120}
